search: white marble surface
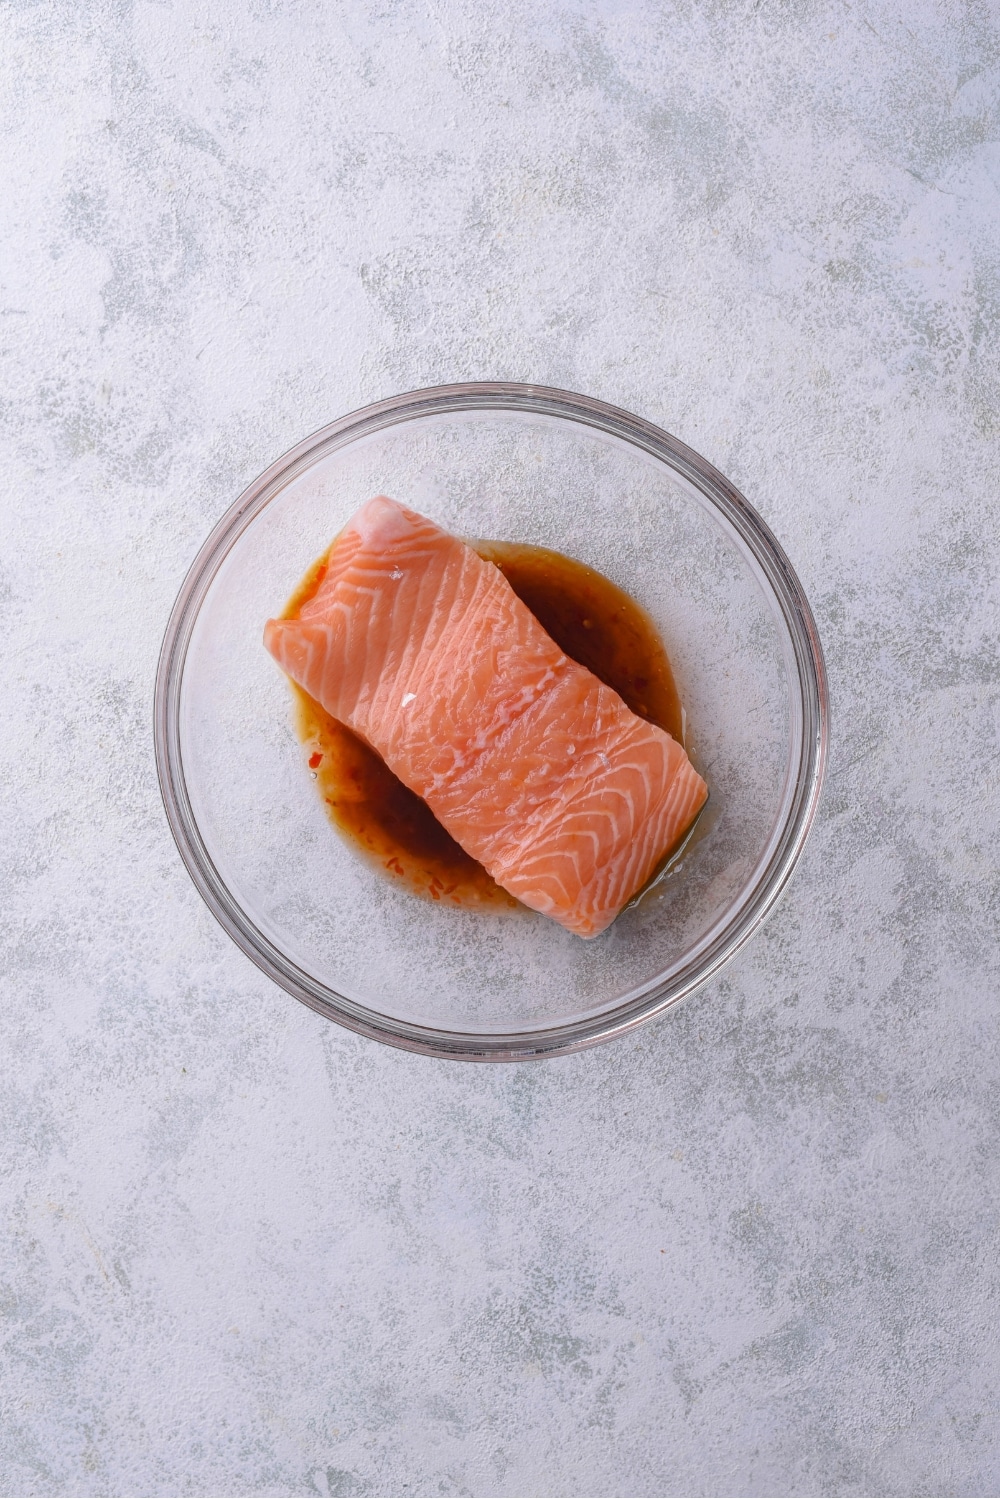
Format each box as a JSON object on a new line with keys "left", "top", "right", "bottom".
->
{"left": 2, "top": 2, "right": 999, "bottom": 1495}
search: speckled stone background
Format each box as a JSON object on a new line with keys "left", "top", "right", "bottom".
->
{"left": 2, "top": 1, "right": 999, "bottom": 1495}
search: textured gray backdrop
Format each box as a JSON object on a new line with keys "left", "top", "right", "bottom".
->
{"left": 2, "top": 1, "right": 999, "bottom": 1495}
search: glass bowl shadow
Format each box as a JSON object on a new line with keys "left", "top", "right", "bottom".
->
{"left": 155, "top": 383, "right": 828, "bottom": 1060}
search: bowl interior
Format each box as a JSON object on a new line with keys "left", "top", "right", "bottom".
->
{"left": 177, "top": 404, "right": 799, "bottom": 1039}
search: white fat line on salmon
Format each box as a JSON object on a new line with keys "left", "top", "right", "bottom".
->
{"left": 401, "top": 692, "right": 417, "bottom": 705}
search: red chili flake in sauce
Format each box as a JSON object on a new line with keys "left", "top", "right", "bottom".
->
{"left": 308, "top": 751, "right": 323, "bottom": 769}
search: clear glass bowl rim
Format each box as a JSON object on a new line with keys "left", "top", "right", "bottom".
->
{"left": 154, "top": 381, "right": 829, "bottom": 1062}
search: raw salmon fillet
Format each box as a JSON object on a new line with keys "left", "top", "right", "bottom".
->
{"left": 264, "top": 497, "right": 708, "bottom": 937}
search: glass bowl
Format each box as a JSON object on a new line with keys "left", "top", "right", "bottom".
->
{"left": 155, "top": 383, "right": 828, "bottom": 1060}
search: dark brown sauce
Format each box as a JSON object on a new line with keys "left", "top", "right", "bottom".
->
{"left": 286, "top": 541, "right": 685, "bottom": 907}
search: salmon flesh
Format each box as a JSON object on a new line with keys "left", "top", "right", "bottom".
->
{"left": 264, "top": 497, "right": 708, "bottom": 938}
